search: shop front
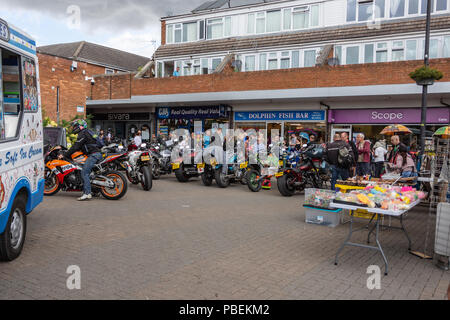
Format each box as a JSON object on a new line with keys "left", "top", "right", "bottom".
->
{"left": 91, "top": 112, "right": 154, "bottom": 142}
{"left": 156, "top": 106, "right": 230, "bottom": 136}
{"left": 234, "top": 110, "right": 327, "bottom": 144}
{"left": 329, "top": 107, "right": 450, "bottom": 149}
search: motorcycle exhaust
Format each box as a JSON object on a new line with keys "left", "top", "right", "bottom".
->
{"left": 92, "top": 176, "right": 115, "bottom": 188}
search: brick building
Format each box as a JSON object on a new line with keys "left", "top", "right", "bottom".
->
{"left": 37, "top": 41, "right": 151, "bottom": 122}
{"left": 87, "top": 0, "right": 450, "bottom": 144}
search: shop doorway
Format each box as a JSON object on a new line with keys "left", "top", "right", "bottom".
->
{"left": 115, "top": 122, "right": 126, "bottom": 139}
{"left": 267, "top": 122, "right": 283, "bottom": 144}
{"left": 331, "top": 125, "right": 352, "bottom": 142}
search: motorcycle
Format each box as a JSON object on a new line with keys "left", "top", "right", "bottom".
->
{"left": 149, "top": 139, "right": 174, "bottom": 180}
{"left": 213, "top": 153, "right": 259, "bottom": 188}
{"left": 171, "top": 145, "right": 201, "bottom": 183}
{"left": 125, "top": 143, "right": 153, "bottom": 191}
{"left": 44, "top": 146, "right": 128, "bottom": 200}
{"left": 276, "top": 144, "right": 324, "bottom": 197}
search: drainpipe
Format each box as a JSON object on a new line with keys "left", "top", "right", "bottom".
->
{"left": 320, "top": 101, "right": 331, "bottom": 143}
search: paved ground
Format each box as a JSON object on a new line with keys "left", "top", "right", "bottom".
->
{"left": 0, "top": 176, "right": 448, "bottom": 300}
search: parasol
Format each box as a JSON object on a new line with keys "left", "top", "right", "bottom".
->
{"left": 380, "top": 124, "right": 412, "bottom": 136}
{"left": 433, "top": 126, "right": 450, "bottom": 139}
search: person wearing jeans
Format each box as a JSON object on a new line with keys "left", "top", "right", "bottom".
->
{"left": 373, "top": 140, "right": 387, "bottom": 178}
{"left": 81, "top": 152, "right": 103, "bottom": 195}
{"left": 356, "top": 133, "right": 371, "bottom": 176}
{"left": 326, "top": 133, "right": 352, "bottom": 190}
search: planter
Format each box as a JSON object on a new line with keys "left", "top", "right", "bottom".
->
{"left": 415, "top": 78, "right": 435, "bottom": 86}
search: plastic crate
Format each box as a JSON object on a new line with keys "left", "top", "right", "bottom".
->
{"left": 304, "top": 205, "right": 342, "bottom": 227}
{"left": 304, "top": 188, "right": 336, "bottom": 209}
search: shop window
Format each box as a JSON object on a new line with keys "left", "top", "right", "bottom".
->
{"left": 376, "top": 42, "right": 388, "bottom": 62}
{"left": 267, "top": 10, "right": 281, "bottom": 33}
{"left": 256, "top": 12, "right": 266, "bottom": 34}
{"left": 346, "top": 46, "right": 360, "bottom": 64}
{"left": 141, "top": 125, "right": 151, "bottom": 141}
{"left": 292, "top": 50, "right": 300, "bottom": 68}
{"left": 245, "top": 55, "right": 256, "bottom": 72}
{"left": 247, "top": 13, "right": 255, "bottom": 34}
{"left": 183, "top": 22, "right": 197, "bottom": 42}
{"left": 283, "top": 8, "right": 292, "bottom": 30}
{"left": 207, "top": 18, "right": 223, "bottom": 39}
{"left": 364, "top": 44, "right": 374, "bottom": 63}
{"left": 391, "top": 40, "right": 405, "bottom": 61}
{"left": 406, "top": 39, "right": 417, "bottom": 60}
{"left": 1, "top": 49, "right": 22, "bottom": 139}
{"left": 259, "top": 53, "right": 267, "bottom": 70}
{"left": 304, "top": 50, "right": 316, "bottom": 67}
{"left": 390, "top": 0, "right": 405, "bottom": 17}
{"left": 444, "top": 36, "right": 450, "bottom": 58}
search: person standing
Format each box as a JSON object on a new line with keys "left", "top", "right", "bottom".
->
{"left": 388, "top": 135, "right": 407, "bottom": 163}
{"left": 173, "top": 67, "right": 180, "bottom": 77}
{"left": 341, "top": 132, "right": 358, "bottom": 176}
{"left": 326, "top": 133, "right": 352, "bottom": 190}
{"left": 373, "top": 140, "right": 387, "bottom": 178}
{"left": 387, "top": 145, "right": 417, "bottom": 177}
{"left": 134, "top": 130, "right": 142, "bottom": 148}
{"left": 356, "top": 133, "right": 371, "bottom": 177}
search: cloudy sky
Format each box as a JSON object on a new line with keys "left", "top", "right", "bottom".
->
{"left": 0, "top": 0, "right": 207, "bottom": 57}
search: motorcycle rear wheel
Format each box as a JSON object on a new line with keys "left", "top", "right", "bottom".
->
{"left": 247, "top": 169, "right": 262, "bottom": 192}
{"left": 277, "top": 174, "right": 295, "bottom": 197}
{"left": 140, "top": 166, "right": 153, "bottom": 191}
{"left": 215, "top": 169, "right": 230, "bottom": 188}
{"left": 201, "top": 172, "right": 213, "bottom": 186}
{"left": 100, "top": 171, "right": 128, "bottom": 200}
{"left": 152, "top": 162, "right": 161, "bottom": 180}
{"left": 175, "top": 165, "right": 190, "bottom": 183}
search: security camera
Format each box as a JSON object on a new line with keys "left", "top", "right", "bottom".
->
{"left": 91, "top": 78, "right": 95, "bottom": 85}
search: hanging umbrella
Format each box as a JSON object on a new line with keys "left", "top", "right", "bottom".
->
{"left": 433, "top": 126, "right": 450, "bottom": 139}
{"left": 380, "top": 124, "right": 412, "bottom": 136}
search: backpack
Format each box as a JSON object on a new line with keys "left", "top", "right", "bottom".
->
{"left": 87, "top": 130, "right": 105, "bottom": 148}
{"left": 338, "top": 145, "right": 353, "bottom": 168}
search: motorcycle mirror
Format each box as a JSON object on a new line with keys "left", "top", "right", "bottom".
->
{"left": 141, "top": 143, "right": 147, "bottom": 149}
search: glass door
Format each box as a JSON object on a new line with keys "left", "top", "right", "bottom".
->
{"left": 331, "top": 125, "right": 352, "bottom": 142}
{"left": 266, "top": 122, "right": 283, "bottom": 145}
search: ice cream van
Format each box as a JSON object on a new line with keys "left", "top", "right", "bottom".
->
{"left": 0, "top": 18, "right": 44, "bottom": 261}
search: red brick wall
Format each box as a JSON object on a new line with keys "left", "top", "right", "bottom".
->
{"left": 38, "top": 53, "right": 121, "bottom": 121}
{"left": 161, "top": 20, "right": 166, "bottom": 46}
{"left": 91, "top": 59, "right": 450, "bottom": 100}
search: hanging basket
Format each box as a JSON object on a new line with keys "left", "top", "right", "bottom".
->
{"left": 415, "top": 78, "right": 435, "bottom": 86}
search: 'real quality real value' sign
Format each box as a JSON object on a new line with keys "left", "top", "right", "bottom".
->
{"left": 234, "top": 110, "right": 326, "bottom": 122}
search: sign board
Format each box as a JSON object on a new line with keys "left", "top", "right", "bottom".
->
{"left": 156, "top": 106, "right": 228, "bottom": 119}
{"left": 0, "top": 19, "right": 10, "bottom": 42}
{"left": 77, "top": 106, "right": 84, "bottom": 113}
{"left": 91, "top": 112, "right": 151, "bottom": 121}
{"left": 234, "top": 110, "right": 326, "bottom": 122}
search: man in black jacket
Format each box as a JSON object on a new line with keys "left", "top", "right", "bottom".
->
{"left": 326, "top": 133, "right": 352, "bottom": 190}
{"left": 63, "top": 119, "right": 103, "bottom": 201}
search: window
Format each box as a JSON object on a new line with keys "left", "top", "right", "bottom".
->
{"left": 224, "top": 17, "right": 232, "bottom": 37}
{"left": 408, "top": 0, "right": 419, "bottom": 14}
{"left": 390, "top": 0, "right": 405, "bottom": 17}
{"left": 193, "top": 60, "right": 201, "bottom": 75}
{"left": 335, "top": 45, "right": 342, "bottom": 64}
{"left": 420, "top": 0, "right": 433, "bottom": 14}
{"left": 292, "top": 50, "right": 300, "bottom": 68}
{"left": 212, "top": 58, "right": 222, "bottom": 71}
{"left": 259, "top": 53, "right": 267, "bottom": 70}
{"left": 207, "top": 18, "right": 223, "bottom": 39}
{"left": 376, "top": 42, "right": 388, "bottom": 62}
{"left": 267, "top": 10, "right": 281, "bottom": 32}
{"left": 1, "top": 49, "right": 23, "bottom": 139}
{"left": 375, "top": 0, "right": 386, "bottom": 18}
{"left": 199, "top": 20, "right": 205, "bottom": 40}
{"left": 105, "top": 68, "right": 114, "bottom": 74}
{"left": 280, "top": 51, "right": 290, "bottom": 69}
{"left": 167, "top": 24, "right": 173, "bottom": 43}
{"left": 347, "top": 0, "right": 357, "bottom": 21}
{"left": 406, "top": 40, "right": 417, "bottom": 60}
{"left": 245, "top": 56, "right": 256, "bottom": 72}
{"left": 293, "top": 7, "right": 309, "bottom": 29}
{"left": 256, "top": 12, "right": 265, "bottom": 34}
{"left": 268, "top": 53, "right": 277, "bottom": 70}
{"left": 436, "top": 0, "right": 447, "bottom": 11}
{"left": 304, "top": 50, "right": 316, "bottom": 67}
{"left": 183, "top": 61, "right": 192, "bottom": 76}
{"left": 359, "top": 1, "right": 374, "bottom": 21}
{"left": 201, "top": 59, "right": 209, "bottom": 74}
{"left": 444, "top": 36, "right": 450, "bottom": 58}
{"left": 392, "top": 40, "right": 404, "bottom": 61}
{"left": 346, "top": 46, "right": 360, "bottom": 64}
{"left": 174, "top": 24, "right": 182, "bottom": 43}
{"left": 430, "top": 38, "right": 439, "bottom": 58}
{"left": 311, "top": 5, "right": 319, "bottom": 26}
{"left": 364, "top": 44, "right": 374, "bottom": 63}
{"left": 247, "top": 14, "right": 255, "bottom": 34}
{"left": 283, "top": 8, "right": 292, "bottom": 30}
{"left": 183, "top": 22, "right": 197, "bottom": 42}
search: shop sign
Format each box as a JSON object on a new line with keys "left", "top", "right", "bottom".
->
{"left": 0, "top": 19, "right": 10, "bottom": 42}
{"left": 91, "top": 112, "right": 151, "bottom": 121}
{"left": 157, "top": 106, "right": 228, "bottom": 119}
{"left": 328, "top": 108, "right": 450, "bottom": 124}
{"left": 234, "top": 110, "right": 325, "bottom": 122}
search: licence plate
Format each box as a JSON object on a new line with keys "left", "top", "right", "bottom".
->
{"left": 240, "top": 162, "right": 248, "bottom": 169}
{"left": 279, "top": 160, "right": 284, "bottom": 166}
{"left": 141, "top": 156, "right": 150, "bottom": 161}
{"left": 197, "top": 163, "right": 205, "bottom": 169}
{"left": 172, "top": 163, "right": 180, "bottom": 170}
{"left": 275, "top": 172, "right": 284, "bottom": 177}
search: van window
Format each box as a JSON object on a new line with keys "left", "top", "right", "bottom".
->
{"left": 0, "top": 49, "right": 23, "bottom": 139}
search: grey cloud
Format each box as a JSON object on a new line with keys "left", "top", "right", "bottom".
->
{"left": 0, "top": 0, "right": 206, "bottom": 31}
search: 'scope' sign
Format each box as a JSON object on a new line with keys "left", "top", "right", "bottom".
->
{"left": 371, "top": 112, "right": 404, "bottom": 121}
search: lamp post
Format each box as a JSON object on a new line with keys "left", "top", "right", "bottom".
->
{"left": 420, "top": 0, "right": 432, "bottom": 157}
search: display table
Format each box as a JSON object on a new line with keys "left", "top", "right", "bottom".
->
{"left": 330, "top": 200, "right": 421, "bottom": 275}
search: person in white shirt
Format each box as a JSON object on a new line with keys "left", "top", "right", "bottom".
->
{"left": 373, "top": 140, "right": 387, "bottom": 178}
{"left": 134, "top": 130, "right": 142, "bottom": 148}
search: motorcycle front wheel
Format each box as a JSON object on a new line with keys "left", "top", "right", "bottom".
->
{"left": 215, "top": 169, "right": 230, "bottom": 188}
{"left": 140, "top": 166, "right": 153, "bottom": 191}
{"left": 247, "top": 169, "right": 262, "bottom": 192}
{"left": 277, "top": 174, "right": 296, "bottom": 197}
{"left": 44, "top": 168, "right": 61, "bottom": 196}
{"left": 152, "top": 161, "right": 161, "bottom": 180}
{"left": 100, "top": 171, "right": 128, "bottom": 200}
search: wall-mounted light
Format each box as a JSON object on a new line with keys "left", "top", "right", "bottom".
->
{"left": 70, "top": 61, "right": 78, "bottom": 72}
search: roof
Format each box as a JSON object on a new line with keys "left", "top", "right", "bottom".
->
{"left": 155, "top": 15, "right": 450, "bottom": 59}
{"left": 37, "top": 41, "right": 151, "bottom": 72}
{"left": 192, "top": 0, "right": 282, "bottom": 13}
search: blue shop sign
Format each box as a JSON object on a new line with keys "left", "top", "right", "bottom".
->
{"left": 157, "top": 106, "right": 228, "bottom": 119}
{"left": 234, "top": 110, "right": 326, "bottom": 122}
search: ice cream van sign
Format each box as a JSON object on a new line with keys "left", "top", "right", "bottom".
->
{"left": 0, "top": 146, "right": 42, "bottom": 168}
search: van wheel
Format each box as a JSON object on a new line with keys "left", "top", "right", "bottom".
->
{"left": 0, "top": 195, "right": 27, "bottom": 261}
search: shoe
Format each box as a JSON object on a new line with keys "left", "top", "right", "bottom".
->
{"left": 77, "top": 194, "right": 92, "bottom": 201}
